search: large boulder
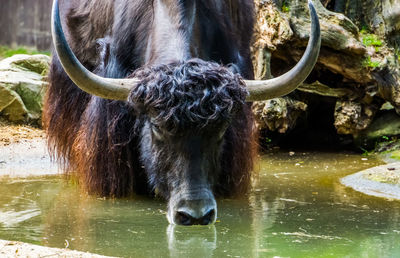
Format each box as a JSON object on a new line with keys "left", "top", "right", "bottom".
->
{"left": 0, "top": 54, "right": 50, "bottom": 124}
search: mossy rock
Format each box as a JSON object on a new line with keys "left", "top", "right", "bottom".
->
{"left": 12, "top": 56, "right": 49, "bottom": 75}
{"left": 362, "top": 163, "right": 400, "bottom": 186}
{"left": 355, "top": 111, "right": 400, "bottom": 149}
{"left": 0, "top": 54, "right": 50, "bottom": 123}
{"left": 0, "top": 87, "right": 27, "bottom": 121}
{"left": 341, "top": 163, "right": 400, "bottom": 200}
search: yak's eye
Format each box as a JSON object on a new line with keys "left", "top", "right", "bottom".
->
{"left": 217, "top": 128, "right": 227, "bottom": 144}
{"left": 151, "top": 124, "right": 164, "bottom": 141}
{"left": 217, "top": 123, "right": 230, "bottom": 142}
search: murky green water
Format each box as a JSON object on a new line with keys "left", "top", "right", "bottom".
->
{"left": 1, "top": 151, "right": 399, "bottom": 257}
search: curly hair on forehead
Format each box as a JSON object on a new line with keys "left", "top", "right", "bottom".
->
{"left": 128, "top": 58, "right": 248, "bottom": 132}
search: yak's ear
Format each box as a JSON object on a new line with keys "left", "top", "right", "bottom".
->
{"left": 226, "top": 63, "right": 241, "bottom": 75}
{"left": 96, "top": 37, "right": 112, "bottom": 73}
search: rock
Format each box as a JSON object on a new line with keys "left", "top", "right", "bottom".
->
{"left": 252, "top": 97, "right": 307, "bottom": 133}
{"left": 373, "top": 61, "right": 400, "bottom": 115}
{"left": 334, "top": 100, "right": 378, "bottom": 135}
{"left": 0, "top": 91, "right": 28, "bottom": 122}
{"left": 253, "top": 0, "right": 400, "bottom": 145}
{"left": 0, "top": 239, "right": 113, "bottom": 258}
{"left": 254, "top": 0, "right": 293, "bottom": 51}
{"left": 341, "top": 162, "right": 400, "bottom": 200}
{"left": 355, "top": 111, "right": 400, "bottom": 148}
{"left": 0, "top": 54, "right": 50, "bottom": 123}
{"left": 298, "top": 81, "right": 356, "bottom": 98}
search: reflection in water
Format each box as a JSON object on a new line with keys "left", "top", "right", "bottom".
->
{"left": 167, "top": 225, "right": 216, "bottom": 257}
{"left": 0, "top": 209, "right": 41, "bottom": 228}
{"left": 0, "top": 151, "right": 400, "bottom": 257}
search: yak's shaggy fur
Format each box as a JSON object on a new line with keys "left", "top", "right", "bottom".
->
{"left": 43, "top": 0, "right": 257, "bottom": 198}
{"left": 129, "top": 59, "right": 248, "bottom": 133}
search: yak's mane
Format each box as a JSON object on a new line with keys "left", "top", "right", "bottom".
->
{"left": 128, "top": 59, "right": 248, "bottom": 133}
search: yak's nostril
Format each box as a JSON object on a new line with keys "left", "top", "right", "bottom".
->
{"left": 171, "top": 194, "right": 217, "bottom": 225}
{"left": 175, "top": 211, "right": 194, "bottom": 226}
{"left": 200, "top": 209, "right": 215, "bottom": 225}
{"left": 174, "top": 209, "right": 216, "bottom": 226}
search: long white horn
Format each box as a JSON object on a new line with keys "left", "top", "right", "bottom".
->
{"left": 245, "top": 0, "right": 321, "bottom": 102}
{"left": 51, "top": 0, "right": 138, "bottom": 100}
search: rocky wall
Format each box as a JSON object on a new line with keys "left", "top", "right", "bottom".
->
{"left": 253, "top": 0, "right": 400, "bottom": 149}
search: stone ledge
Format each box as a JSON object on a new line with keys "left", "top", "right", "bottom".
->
{"left": 0, "top": 239, "right": 115, "bottom": 258}
{"left": 341, "top": 162, "right": 400, "bottom": 200}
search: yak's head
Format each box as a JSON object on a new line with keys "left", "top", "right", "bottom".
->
{"left": 51, "top": 0, "right": 320, "bottom": 225}
{"left": 128, "top": 60, "right": 247, "bottom": 225}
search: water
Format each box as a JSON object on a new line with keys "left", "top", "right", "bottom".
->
{"left": 0, "top": 151, "right": 399, "bottom": 257}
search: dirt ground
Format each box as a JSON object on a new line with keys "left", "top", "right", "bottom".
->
{"left": 0, "top": 119, "right": 58, "bottom": 178}
{"left": 0, "top": 119, "right": 44, "bottom": 145}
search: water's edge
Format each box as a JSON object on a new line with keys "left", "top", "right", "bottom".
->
{"left": 341, "top": 162, "right": 400, "bottom": 200}
{"left": 0, "top": 239, "right": 114, "bottom": 257}
{"left": 0, "top": 138, "right": 58, "bottom": 178}
{"left": 1, "top": 138, "right": 398, "bottom": 257}
{"left": 0, "top": 138, "right": 111, "bottom": 257}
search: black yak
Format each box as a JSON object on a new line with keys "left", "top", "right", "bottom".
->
{"left": 44, "top": 0, "right": 320, "bottom": 225}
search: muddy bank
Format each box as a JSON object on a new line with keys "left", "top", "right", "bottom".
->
{"left": 0, "top": 240, "right": 113, "bottom": 257}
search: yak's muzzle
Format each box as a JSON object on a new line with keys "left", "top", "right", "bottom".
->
{"left": 168, "top": 190, "right": 217, "bottom": 226}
